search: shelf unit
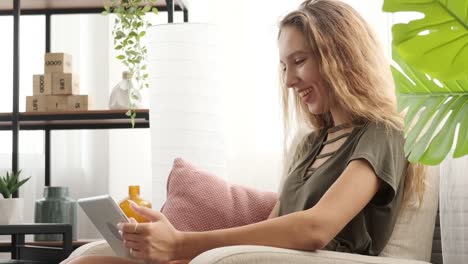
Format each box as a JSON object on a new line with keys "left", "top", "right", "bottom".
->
{"left": 2, "top": 0, "right": 188, "bottom": 197}
{"left": 0, "top": 224, "right": 72, "bottom": 262}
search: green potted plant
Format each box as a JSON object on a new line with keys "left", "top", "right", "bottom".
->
{"left": 0, "top": 170, "right": 31, "bottom": 224}
{"left": 383, "top": 1, "right": 468, "bottom": 262}
{"left": 102, "top": 0, "right": 159, "bottom": 127}
{"left": 383, "top": 0, "right": 468, "bottom": 165}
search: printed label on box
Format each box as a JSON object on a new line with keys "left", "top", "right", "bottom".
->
{"left": 44, "top": 53, "right": 72, "bottom": 73}
{"left": 68, "top": 95, "right": 89, "bottom": 111}
{"left": 33, "top": 74, "right": 52, "bottom": 95}
{"left": 50, "top": 73, "right": 80, "bottom": 95}
{"left": 26, "top": 96, "right": 48, "bottom": 112}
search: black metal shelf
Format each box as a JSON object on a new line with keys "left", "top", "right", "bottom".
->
{"left": 0, "top": 224, "right": 72, "bottom": 263}
{"left": 0, "top": 0, "right": 188, "bottom": 14}
{"left": 0, "top": 109, "right": 150, "bottom": 130}
{"left": 5, "top": 0, "right": 188, "bottom": 199}
{"left": 0, "top": 0, "right": 189, "bottom": 21}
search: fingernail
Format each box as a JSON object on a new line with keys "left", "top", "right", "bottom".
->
{"left": 129, "top": 200, "right": 138, "bottom": 208}
{"left": 119, "top": 230, "right": 123, "bottom": 237}
{"left": 117, "top": 223, "right": 122, "bottom": 230}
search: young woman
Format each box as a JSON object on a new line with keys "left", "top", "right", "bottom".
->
{"left": 67, "top": 0, "right": 424, "bottom": 263}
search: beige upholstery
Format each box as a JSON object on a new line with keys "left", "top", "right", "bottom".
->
{"left": 63, "top": 166, "right": 440, "bottom": 264}
{"left": 60, "top": 240, "right": 116, "bottom": 264}
{"left": 191, "top": 246, "right": 430, "bottom": 264}
{"left": 380, "top": 165, "right": 440, "bottom": 261}
{"left": 63, "top": 242, "right": 432, "bottom": 264}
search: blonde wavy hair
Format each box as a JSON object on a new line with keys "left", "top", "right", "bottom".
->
{"left": 279, "top": 0, "right": 425, "bottom": 206}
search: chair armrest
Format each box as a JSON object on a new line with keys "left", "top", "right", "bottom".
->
{"left": 190, "top": 246, "right": 432, "bottom": 264}
{"left": 61, "top": 242, "right": 432, "bottom": 264}
{"left": 60, "top": 240, "right": 115, "bottom": 263}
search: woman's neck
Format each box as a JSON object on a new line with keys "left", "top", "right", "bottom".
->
{"left": 330, "top": 107, "right": 352, "bottom": 127}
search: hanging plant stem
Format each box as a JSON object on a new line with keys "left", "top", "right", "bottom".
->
{"left": 103, "top": 0, "right": 158, "bottom": 127}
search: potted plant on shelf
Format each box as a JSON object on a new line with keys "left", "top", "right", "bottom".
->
{"left": 0, "top": 170, "right": 31, "bottom": 224}
{"left": 102, "top": 0, "right": 159, "bottom": 127}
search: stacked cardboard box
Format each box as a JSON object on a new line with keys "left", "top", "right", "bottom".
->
{"left": 26, "top": 53, "right": 90, "bottom": 112}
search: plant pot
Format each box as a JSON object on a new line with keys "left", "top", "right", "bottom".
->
{"left": 34, "top": 186, "right": 77, "bottom": 241}
{"left": 0, "top": 198, "right": 24, "bottom": 224}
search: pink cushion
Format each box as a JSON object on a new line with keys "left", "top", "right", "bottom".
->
{"left": 161, "top": 158, "right": 278, "bottom": 231}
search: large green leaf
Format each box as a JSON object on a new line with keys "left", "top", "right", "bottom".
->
{"left": 383, "top": 0, "right": 468, "bottom": 81}
{"left": 392, "top": 50, "right": 468, "bottom": 165}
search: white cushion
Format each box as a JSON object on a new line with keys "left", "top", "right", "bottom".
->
{"left": 190, "top": 245, "right": 431, "bottom": 264}
{"left": 379, "top": 166, "right": 440, "bottom": 261}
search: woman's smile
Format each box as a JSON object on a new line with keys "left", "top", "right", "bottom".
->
{"left": 298, "top": 87, "right": 314, "bottom": 98}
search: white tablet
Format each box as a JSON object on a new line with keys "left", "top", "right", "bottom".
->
{"left": 78, "top": 195, "right": 131, "bottom": 258}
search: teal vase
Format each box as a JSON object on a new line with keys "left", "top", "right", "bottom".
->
{"left": 34, "top": 186, "right": 77, "bottom": 241}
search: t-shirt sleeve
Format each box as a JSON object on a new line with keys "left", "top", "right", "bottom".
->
{"left": 348, "top": 123, "right": 408, "bottom": 206}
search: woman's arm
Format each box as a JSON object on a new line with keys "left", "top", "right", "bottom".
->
{"left": 120, "top": 159, "right": 380, "bottom": 262}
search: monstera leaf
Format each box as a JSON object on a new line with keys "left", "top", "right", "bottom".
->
{"left": 383, "top": 0, "right": 468, "bottom": 81}
{"left": 392, "top": 50, "right": 468, "bottom": 165}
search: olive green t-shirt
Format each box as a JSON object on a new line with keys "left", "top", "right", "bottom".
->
{"left": 279, "top": 121, "right": 408, "bottom": 256}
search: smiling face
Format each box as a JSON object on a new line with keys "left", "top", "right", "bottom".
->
{"left": 278, "top": 26, "right": 330, "bottom": 115}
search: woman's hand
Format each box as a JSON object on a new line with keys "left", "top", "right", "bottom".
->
{"left": 118, "top": 202, "right": 184, "bottom": 263}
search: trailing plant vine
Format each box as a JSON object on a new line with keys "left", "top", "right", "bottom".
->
{"left": 103, "top": 0, "right": 158, "bottom": 127}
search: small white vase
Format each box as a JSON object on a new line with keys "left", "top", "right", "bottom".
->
{"left": 0, "top": 198, "right": 24, "bottom": 224}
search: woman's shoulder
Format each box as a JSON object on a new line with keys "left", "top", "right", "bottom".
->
{"left": 287, "top": 129, "right": 322, "bottom": 161}
{"left": 303, "top": 129, "right": 326, "bottom": 145}
{"left": 357, "top": 121, "right": 405, "bottom": 145}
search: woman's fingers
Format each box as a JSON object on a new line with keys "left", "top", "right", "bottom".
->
{"left": 123, "top": 239, "right": 142, "bottom": 250}
{"left": 130, "top": 247, "right": 146, "bottom": 259}
{"left": 118, "top": 222, "right": 145, "bottom": 234}
{"left": 118, "top": 217, "right": 179, "bottom": 262}
{"left": 121, "top": 232, "right": 140, "bottom": 242}
{"left": 129, "top": 201, "right": 164, "bottom": 222}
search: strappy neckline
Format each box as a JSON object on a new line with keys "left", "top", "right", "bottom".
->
{"left": 326, "top": 122, "right": 356, "bottom": 133}
{"left": 303, "top": 121, "right": 364, "bottom": 179}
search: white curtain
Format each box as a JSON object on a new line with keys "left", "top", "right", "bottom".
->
{"left": 440, "top": 155, "right": 468, "bottom": 264}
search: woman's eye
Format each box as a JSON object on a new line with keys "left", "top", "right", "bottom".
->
{"left": 295, "top": 58, "right": 305, "bottom": 65}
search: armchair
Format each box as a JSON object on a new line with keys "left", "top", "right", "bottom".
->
{"left": 62, "top": 160, "right": 441, "bottom": 264}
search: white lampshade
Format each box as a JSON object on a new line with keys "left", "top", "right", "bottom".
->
{"left": 148, "top": 23, "right": 226, "bottom": 208}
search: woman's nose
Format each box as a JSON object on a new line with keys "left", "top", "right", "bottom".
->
{"left": 284, "top": 69, "right": 299, "bottom": 89}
